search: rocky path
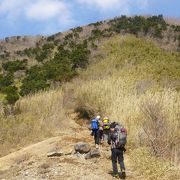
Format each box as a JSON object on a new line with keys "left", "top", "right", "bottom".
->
{"left": 0, "top": 119, "right": 141, "bottom": 180}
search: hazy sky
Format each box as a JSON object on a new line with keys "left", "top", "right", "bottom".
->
{"left": 0, "top": 0, "right": 180, "bottom": 39}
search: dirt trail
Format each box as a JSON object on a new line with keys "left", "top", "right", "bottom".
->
{"left": 0, "top": 119, "right": 141, "bottom": 180}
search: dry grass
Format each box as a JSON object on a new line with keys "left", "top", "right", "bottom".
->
{"left": 0, "top": 88, "right": 71, "bottom": 157}
{"left": 130, "top": 147, "right": 180, "bottom": 180}
{"left": 140, "top": 100, "right": 179, "bottom": 159}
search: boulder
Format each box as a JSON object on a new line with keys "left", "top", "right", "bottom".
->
{"left": 85, "top": 149, "right": 101, "bottom": 159}
{"left": 74, "top": 142, "right": 91, "bottom": 153}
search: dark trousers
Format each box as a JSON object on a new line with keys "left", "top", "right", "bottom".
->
{"left": 111, "top": 148, "right": 125, "bottom": 174}
{"left": 99, "top": 130, "right": 103, "bottom": 142}
{"left": 92, "top": 129, "right": 100, "bottom": 145}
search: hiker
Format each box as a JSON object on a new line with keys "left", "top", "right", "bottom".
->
{"left": 98, "top": 118, "right": 104, "bottom": 144}
{"left": 102, "top": 116, "right": 110, "bottom": 142}
{"left": 91, "top": 115, "right": 101, "bottom": 148}
{"left": 108, "top": 122, "right": 127, "bottom": 179}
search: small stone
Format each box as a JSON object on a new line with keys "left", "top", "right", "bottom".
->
{"left": 47, "top": 151, "right": 63, "bottom": 157}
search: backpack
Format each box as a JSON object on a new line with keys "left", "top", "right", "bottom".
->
{"left": 114, "top": 124, "right": 127, "bottom": 148}
{"left": 103, "top": 118, "right": 110, "bottom": 130}
{"left": 91, "top": 118, "right": 99, "bottom": 130}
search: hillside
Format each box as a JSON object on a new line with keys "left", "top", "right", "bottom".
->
{"left": 0, "top": 15, "right": 180, "bottom": 104}
{"left": 0, "top": 15, "right": 180, "bottom": 179}
{"left": 0, "top": 117, "right": 145, "bottom": 180}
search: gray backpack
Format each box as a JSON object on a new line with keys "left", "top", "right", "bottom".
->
{"left": 114, "top": 124, "right": 127, "bottom": 147}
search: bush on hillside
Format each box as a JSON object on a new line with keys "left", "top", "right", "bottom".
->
{"left": 4, "top": 86, "right": 20, "bottom": 104}
{"left": 64, "top": 33, "right": 73, "bottom": 41}
{"left": 111, "top": 15, "right": 167, "bottom": 38}
{"left": 35, "top": 50, "right": 49, "bottom": 62}
{"left": 47, "top": 35, "right": 55, "bottom": 41}
{"left": 0, "top": 73, "right": 14, "bottom": 90}
{"left": 2, "top": 59, "right": 27, "bottom": 73}
{"left": 88, "top": 21, "right": 103, "bottom": 27}
{"left": 20, "top": 66, "right": 48, "bottom": 96}
{"left": 91, "top": 29, "right": 104, "bottom": 39}
{"left": 71, "top": 26, "right": 83, "bottom": 33}
{"left": 23, "top": 47, "right": 40, "bottom": 58}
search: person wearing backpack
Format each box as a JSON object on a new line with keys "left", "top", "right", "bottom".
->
{"left": 91, "top": 115, "right": 101, "bottom": 149}
{"left": 102, "top": 116, "right": 110, "bottom": 142}
{"left": 108, "top": 122, "right": 127, "bottom": 179}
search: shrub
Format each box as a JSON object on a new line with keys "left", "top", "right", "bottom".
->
{"left": 2, "top": 59, "right": 27, "bottom": 73}
{"left": 35, "top": 50, "right": 49, "bottom": 62}
{"left": 91, "top": 29, "right": 104, "bottom": 39}
{"left": 42, "top": 43, "right": 54, "bottom": 50}
{"left": 88, "top": 21, "right": 103, "bottom": 27}
{"left": 64, "top": 33, "right": 73, "bottom": 41}
{"left": 0, "top": 73, "right": 14, "bottom": 90}
{"left": 111, "top": 15, "right": 167, "bottom": 38}
{"left": 71, "top": 26, "right": 83, "bottom": 33}
{"left": 47, "top": 35, "right": 55, "bottom": 41}
{"left": 20, "top": 66, "right": 49, "bottom": 96}
{"left": 23, "top": 47, "right": 40, "bottom": 57}
{"left": 4, "top": 86, "right": 20, "bottom": 104}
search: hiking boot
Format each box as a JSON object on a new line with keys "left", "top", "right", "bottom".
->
{"left": 95, "top": 144, "right": 99, "bottom": 149}
{"left": 121, "top": 169, "right": 126, "bottom": 179}
{"left": 112, "top": 173, "right": 119, "bottom": 178}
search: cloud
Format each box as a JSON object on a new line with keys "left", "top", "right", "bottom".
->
{"left": 78, "top": 0, "right": 123, "bottom": 10}
{"left": 26, "top": 0, "right": 70, "bottom": 21}
{"left": 0, "top": 0, "right": 75, "bottom": 36}
{"left": 0, "top": 0, "right": 73, "bottom": 24}
{"left": 77, "top": 0, "right": 149, "bottom": 12}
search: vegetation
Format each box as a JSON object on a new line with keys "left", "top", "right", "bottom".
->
{"left": 71, "top": 26, "right": 83, "bottom": 33}
{"left": 2, "top": 59, "right": 27, "bottom": 73}
{"left": 109, "top": 15, "right": 167, "bottom": 38}
{"left": 1, "top": 15, "right": 180, "bottom": 105}
{"left": 20, "top": 42, "right": 90, "bottom": 96}
{"left": 4, "top": 86, "right": 20, "bottom": 104}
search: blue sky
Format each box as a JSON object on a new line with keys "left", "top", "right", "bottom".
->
{"left": 0, "top": 0, "right": 180, "bottom": 39}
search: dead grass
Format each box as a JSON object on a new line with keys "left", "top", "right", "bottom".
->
{"left": 0, "top": 88, "right": 71, "bottom": 157}
{"left": 130, "top": 147, "right": 180, "bottom": 180}
{"left": 140, "top": 100, "right": 179, "bottom": 161}
{"left": 14, "top": 153, "right": 31, "bottom": 165}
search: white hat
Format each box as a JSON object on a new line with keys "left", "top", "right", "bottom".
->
{"left": 96, "top": 115, "right": 101, "bottom": 120}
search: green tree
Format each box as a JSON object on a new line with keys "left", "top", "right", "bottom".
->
{"left": 0, "top": 73, "right": 14, "bottom": 90}
{"left": 2, "top": 60, "right": 27, "bottom": 73}
{"left": 4, "top": 86, "right": 20, "bottom": 104}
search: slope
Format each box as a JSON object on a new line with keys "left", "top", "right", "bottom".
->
{"left": 0, "top": 114, "right": 141, "bottom": 180}
{"left": 1, "top": 15, "right": 180, "bottom": 104}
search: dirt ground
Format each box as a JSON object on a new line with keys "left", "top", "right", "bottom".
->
{"left": 0, "top": 118, "right": 142, "bottom": 180}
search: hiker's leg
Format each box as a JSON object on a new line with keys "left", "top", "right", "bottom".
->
{"left": 103, "top": 132, "right": 109, "bottom": 142}
{"left": 95, "top": 130, "right": 100, "bottom": 145}
{"left": 111, "top": 149, "right": 118, "bottom": 174}
{"left": 93, "top": 130, "right": 96, "bottom": 144}
{"left": 118, "top": 149, "right": 125, "bottom": 171}
{"left": 99, "top": 130, "right": 103, "bottom": 143}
